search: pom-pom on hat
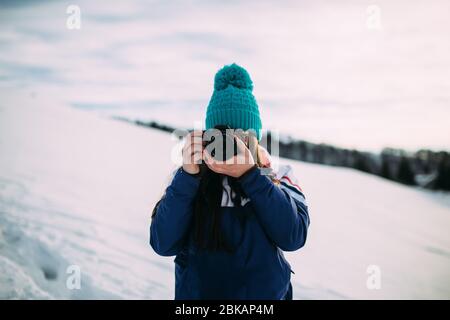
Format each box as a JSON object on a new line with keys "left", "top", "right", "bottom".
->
{"left": 205, "top": 63, "right": 262, "bottom": 140}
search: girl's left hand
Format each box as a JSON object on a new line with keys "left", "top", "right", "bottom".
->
{"left": 203, "top": 136, "right": 255, "bottom": 178}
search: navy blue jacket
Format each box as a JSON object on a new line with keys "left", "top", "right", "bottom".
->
{"left": 150, "top": 164, "right": 310, "bottom": 299}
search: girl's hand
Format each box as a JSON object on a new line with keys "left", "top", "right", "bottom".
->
{"left": 257, "top": 145, "right": 272, "bottom": 168}
{"left": 182, "top": 131, "right": 203, "bottom": 175}
{"left": 203, "top": 136, "right": 255, "bottom": 178}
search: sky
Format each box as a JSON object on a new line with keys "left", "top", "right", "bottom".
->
{"left": 0, "top": 0, "right": 449, "bottom": 151}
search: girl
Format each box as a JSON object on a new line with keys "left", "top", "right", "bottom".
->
{"left": 150, "top": 64, "right": 310, "bottom": 300}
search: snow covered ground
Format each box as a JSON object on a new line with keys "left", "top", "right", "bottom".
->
{"left": 0, "top": 89, "right": 449, "bottom": 299}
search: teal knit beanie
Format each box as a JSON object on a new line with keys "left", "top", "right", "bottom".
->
{"left": 205, "top": 63, "right": 262, "bottom": 140}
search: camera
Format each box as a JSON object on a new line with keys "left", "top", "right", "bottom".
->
{"left": 202, "top": 125, "right": 238, "bottom": 162}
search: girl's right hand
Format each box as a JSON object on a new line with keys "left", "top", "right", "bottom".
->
{"left": 182, "top": 131, "right": 203, "bottom": 175}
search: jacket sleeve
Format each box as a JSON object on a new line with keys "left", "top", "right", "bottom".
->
{"left": 238, "top": 165, "right": 310, "bottom": 251}
{"left": 150, "top": 167, "right": 200, "bottom": 256}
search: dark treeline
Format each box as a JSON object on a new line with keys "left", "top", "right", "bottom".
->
{"left": 262, "top": 132, "right": 450, "bottom": 191}
{"left": 119, "top": 117, "right": 450, "bottom": 191}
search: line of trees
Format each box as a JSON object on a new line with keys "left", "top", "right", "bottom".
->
{"left": 119, "top": 117, "right": 449, "bottom": 191}
{"left": 263, "top": 132, "right": 449, "bottom": 191}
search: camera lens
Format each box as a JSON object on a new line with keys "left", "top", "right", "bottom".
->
{"left": 203, "top": 126, "right": 238, "bottom": 161}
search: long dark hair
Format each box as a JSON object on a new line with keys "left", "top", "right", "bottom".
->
{"left": 193, "top": 138, "right": 261, "bottom": 252}
{"left": 192, "top": 167, "right": 243, "bottom": 251}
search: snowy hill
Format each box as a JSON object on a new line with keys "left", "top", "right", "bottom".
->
{"left": 0, "top": 89, "right": 449, "bottom": 299}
